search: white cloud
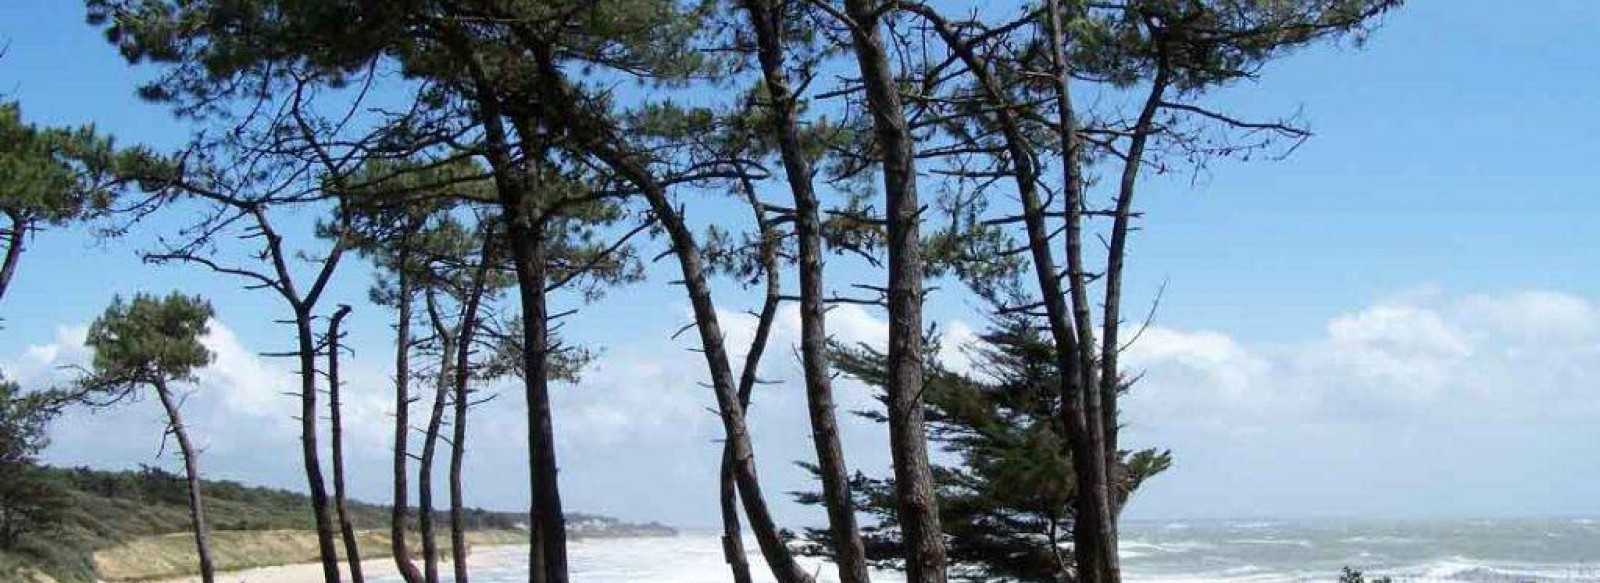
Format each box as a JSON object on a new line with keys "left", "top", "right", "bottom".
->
{"left": 553, "top": 348, "right": 713, "bottom": 448}
{"left": 1125, "top": 327, "right": 1282, "bottom": 430}
{"left": 3, "top": 318, "right": 401, "bottom": 476}
{"left": 193, "top": 322, "right": 297, "bottom": 422}
{"left": 6, "top": 325, "right": 89, "bottom": 385}
{"left": 15, "top": 288, "right": 1600, "bottom": 522}
{"left": 1123, "top": 290, "right": 1600, "bottom": 429}
{"left": 1118, "top": 290, "right": 1600, "bottom": 519}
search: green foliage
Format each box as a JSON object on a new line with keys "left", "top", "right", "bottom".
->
{"left": 0, "top": 377, "right": 65, "bottom": 553}
{"left": 1339, "top": 566, "right": 1394, "bottom": 583}
{"left": 86, "top": 0, "right": 721, "bottom": 114}
{"left": 801, "top": 317, "right": 1171, "bottom": 582}
{"left": 0, "top": 377, "right": 54, "bottom": 470}
{"left": 0, "top": 466, "right": 72, "bottom": 550}
{"left": 0, "top": 465, "right": 532, "bottom": 583}
{"left": 1035, "top": 0, "right": 1402, "bottom": 93}
{"left": 79, "top": 292, "right": 215, "bottom": 402}
{"left": 0, "top": 99, "right": 170, "bottom": 311}
{"left": 0, "top": 101, "right": 134, "bottom": 226}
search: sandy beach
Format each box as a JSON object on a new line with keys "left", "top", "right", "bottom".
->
{"left": 137, "top": 545, "right": 526, "bottom": 583}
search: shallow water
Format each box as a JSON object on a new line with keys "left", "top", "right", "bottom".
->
{"left": 375, "top": 519, "right": 1600, "bottom": 583}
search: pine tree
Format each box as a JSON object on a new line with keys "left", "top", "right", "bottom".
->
{"left": 804, "top": 316, "right": 1171, "bottom": 583}
{"left": 0, "top": 376, "right": 63, "bottom": 551}
{"left": 78, "top": 293, "right": 218, "bottom": 583}
{"left": 0, "top": 100, "right": 162, "bottom": 306}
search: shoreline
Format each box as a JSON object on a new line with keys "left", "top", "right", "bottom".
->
{"left": 131, "top": 543, "right": 527, "bottom": 583}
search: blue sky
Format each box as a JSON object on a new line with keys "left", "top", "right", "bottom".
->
{"left": 1, "top": 1, "right": 1598, "bottom": 526}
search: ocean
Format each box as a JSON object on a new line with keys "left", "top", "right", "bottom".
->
{"left": 376, "top": 519, "right": 1600, "bottom": 583}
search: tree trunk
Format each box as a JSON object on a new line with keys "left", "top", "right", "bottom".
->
{"left": 543, "top": 76, "right": 812, "bottom": 577}
{"left": 391, "top": 266, "right": 425, "bottom": 583}
{"left": 837, "top": 2, "right": 947, "bottom": 580}
{"left": 739, "top": 4, "right": 871, "bottom": 581}
{"left": 453, "top": 42, "right": 566, "bottom": 579}
{"left": 420, "top": 291, "right": 455, "bottom": 583}
{"left": 717, "top": 177, "right": 783, "bottom": 583}
{"left": 1042, "top": 3, "right": 1120, "bottom": 581}
{"left": 716, "top": 451, "right": 754, "bottom": 583}
{"left": 451, "top": 238, "right": 495, "bottom": 583}
{"left": 418, "top": 354, "right": 448, "bottom": 583}
{"left": 904, "top": 8, "right": 1112, "bottom": 580}
{"left": 0, "top": 213, "right": 27, "bottom": 306}
{"left": 296, "top": 310, "right": 344, "bottom": 583}
{"left": 327, "top": 304, "right": 364, "bottom": 583}
{"left": 519, "top": 219, "right": 568, "bottom": 583}
{"left": 1099, "top": 49, "right": 1170, "bottom": 523}
{"left": 498, "top": 45, "right": 808, "bottom": 579}
{"left": 613, "top": 162, "right": 812, "bottom": 583}
{"left": 153, "top": 379, "right": 215, "bottom": 583}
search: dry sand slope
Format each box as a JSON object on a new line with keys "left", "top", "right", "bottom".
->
{"left": 95, "top": 530, "right": 525, "bottom": 583}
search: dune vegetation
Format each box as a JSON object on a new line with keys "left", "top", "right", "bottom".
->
{"left": 0, "top": 466, "right": 527, "bottom": 583}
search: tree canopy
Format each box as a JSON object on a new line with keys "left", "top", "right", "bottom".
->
{"left": 80, "top": 292, "right": 215, "bottom": 400}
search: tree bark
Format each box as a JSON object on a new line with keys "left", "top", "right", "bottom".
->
{"left": 528, "top": 68, "right": 817, "bottom": 575}
{"left": 902, "top": 6, "right": 1126, "bottom": 579}
{"left": 153, "top": 379, "right": 215, "bottom": 583}
{"left": 449, "top": 40, "right": 567, "bottom": 579}
{"left": 451, "top": 237, "right": 495, "bottom": 583}
{"left": 152, "top": 154, "right": 347, "bottom": 583}
{"left": 1041, "top": 4, "right": 1119, "bottom": 581}
{"left": 1099, "top": 43, "right": 1170, "bottom": 521}
{"left": 512, "top": 213, "right": 567, "bottom": 583}
{"left": 563, "top": 113, "right": 813, "bottom": 580}
{"left": 738, "top": 3, "right": 871, "bottom": 581}
{"left": 836, "top": 2, "right": 947, "bottom": 580}
{"left": 636, "top": 183, "right": 814, "bottom": 583}
{"left": 296, "top": 309, "right": 344, "bottom": 583}
{"left": 391, "top": 264, "right": 425, "bottom": 583}
{"left": 717, "top": 176, "right": 783, "bottom": 583}
{"left": 0, "top": 212, "right": 27, "bottom": 306}
{"left": 327, "top": 304, "right": 364, "bottom": 583}
{"left": 716, "top": 454, "right": 754, "bottom": 583}
{"left": 420, "top": 291, "right": 456, "bottom": 583}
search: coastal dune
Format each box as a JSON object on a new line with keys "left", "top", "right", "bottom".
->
{"left": 94, "top": 530, "right": 525, "bottom": 583}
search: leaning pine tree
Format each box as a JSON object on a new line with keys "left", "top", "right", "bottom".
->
{"left": 78, "top": 293, "right": 218, "bottom": 583}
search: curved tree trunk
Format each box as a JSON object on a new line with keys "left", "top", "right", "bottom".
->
{"left": 836, "top": 2, "right": 947, "bottom": 580}
{"left": 420, "top": 291, "right": 456, "bottom": 583}
{"left": 153, "top": 379, "right": 215, "bottom": 583}
{"left": 518, "top": 41, "right": 812, "bottom": 583}
{"left": 391, "top": 267, "right": 425, "bottom": 583}
{"left": 418, "top": 352, "right": 450, "bottom": 583}
{"left": 644, "top": 191, "right": 812, "bottom": 583}
{"left": 1099, "top": 47, "right": 1171, "bottom": 524}
{"left": 716, "top": 177, "right": 783, "bottom": 583}
{"left": 327, "top": 304, "right": 364, "bottom": 583}
{"left": 902, "top": 6, "right": 1126, "bottom": 579}
{"left": 738, "top": 4, "right": 871, "bottom": 581}
{"left": 591, "top": 149, "right": 813, "bottom": 583}
{"left": 716, "top": 453, "right": 754, "bottom": 583}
